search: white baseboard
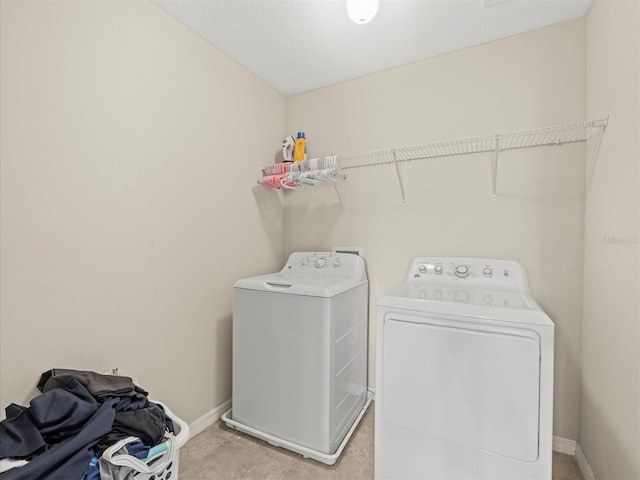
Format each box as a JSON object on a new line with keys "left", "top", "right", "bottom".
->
{"left": 188, "top": 398, "right": 232, "bottom": 439}
{"left": 576, "top": 443, "right": 596, "bottom": 480}
{"left": 553, "top": 435, "right": 577, "bottom": 455}
{"left": 552, "top": 437, "right": 596, "bottom": 480}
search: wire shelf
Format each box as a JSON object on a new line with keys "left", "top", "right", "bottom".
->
{"left": 336, "top": 118, "right": 608, "bottom": 201}
{"left": 259, "top": 119, "right": 607, "bottom": 205}
{"left": 339, "top": 119, "right": 607, "bottom": 169}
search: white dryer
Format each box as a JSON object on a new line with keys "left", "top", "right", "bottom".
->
{"left": 224, "top": 251, "right": 371, "bottom": 465}
{"left": 375, "top": 257, "right": 554, "bottom": 480}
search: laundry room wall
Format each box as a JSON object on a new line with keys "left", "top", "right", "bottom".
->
{"left": 285, "top": 19, "right": 587, "bottom": 441}
{"left": 0, "top": 1, "right": 285, "bottom": 423}
{"left": 581, "top": 1, "right": 640, "bottom": 479}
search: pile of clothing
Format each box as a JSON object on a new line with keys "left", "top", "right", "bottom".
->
{"left": 0, "top": 369, "right": 175, "bottom": 480}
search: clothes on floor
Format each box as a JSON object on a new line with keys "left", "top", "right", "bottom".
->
{"left": 82, "top": 440, "right": 149, "bottom": 480}
{"left": 98, "top": 435, "right": 175, "bottom": 480}
{"left": 95, "top": 406, "right": 173, "bottom": 452}
{"left": 0, "top": 369, "right": 174, "bottom": 480}
{"left": 0, "top": 396, "right": 118, "bottom": 480}
{"left": 0, "top": 379, "right": 99, "bottom": 459}
{"left": 0, "top": 460, "right": 27, "bottom": 474}
{"left": 38, "top": 369, "right": 148, "bottom": 404}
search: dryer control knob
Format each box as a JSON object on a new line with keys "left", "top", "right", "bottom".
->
{"left": 315, "top": 258, "right": 327, "bottom": 268}
{"left": 434, "top": 265, "right": 443, "bottom": 274}
{"left": 482, "top": 267, "right": 493, "bottom": 277}
{"left": 418, "top": 264, "right": 427, "bottom": 273}
{"left": 454, "top": 264, "right": 470, "bottom": 278}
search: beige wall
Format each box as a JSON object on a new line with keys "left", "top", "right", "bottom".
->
{"left": 2, "top": 2, "right": 638, "bottom": 468}
{"left": 0, "top": 0, "right": 285, "bottom": 423}
{"left": 285, "top": 19, "right": 587, "bottom": 440}
{"left": 581, "top": 1, "right": 640, "bottom": 479}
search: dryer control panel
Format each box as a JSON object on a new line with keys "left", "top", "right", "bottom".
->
{"left": 406, "top": 257, "right": 529, "bottom": 292}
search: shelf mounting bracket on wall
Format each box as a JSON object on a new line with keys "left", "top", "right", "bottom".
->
{"left": 492, "top": 135, "right": 500, "bottom": 200}
{"left": 392, "top": 150, "right": 407, "bottom": 204}
{"left": 333, "top": 184, "right": 343, "bottom": 207}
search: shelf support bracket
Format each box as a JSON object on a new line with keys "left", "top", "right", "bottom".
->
{"left": 492, "top": 135, "right": 500, "bottom": 200}
{"left": 334, "top": 184, "right": 343, "bottom": 207}
{"left": 392, "top": 150, "right": 406, "bottom": 204}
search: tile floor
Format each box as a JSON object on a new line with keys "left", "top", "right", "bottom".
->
{"left": 179, "top": 405, "right": 584, "bottom": 480}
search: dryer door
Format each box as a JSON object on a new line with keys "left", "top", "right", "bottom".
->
{"left": 381, "top": 314, "right": 541, "bottom": 462}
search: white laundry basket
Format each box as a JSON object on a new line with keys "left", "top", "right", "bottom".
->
{"left": 100, "top": 401, "right": 190, "bottom": 480}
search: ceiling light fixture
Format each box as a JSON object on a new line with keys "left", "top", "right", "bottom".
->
{"left": 346, "top": 0, "right": 379, "bottom": 24}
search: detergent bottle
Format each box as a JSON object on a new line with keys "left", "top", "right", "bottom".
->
{"left": 293, "top": 132, "right": 307, "bottom": 162}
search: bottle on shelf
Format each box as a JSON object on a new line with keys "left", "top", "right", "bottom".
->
{"left": 282, "top": 136, "right": 295, "bottom": 162}
{"left": 293, "top": 132, "right": 307, "bottom": 162}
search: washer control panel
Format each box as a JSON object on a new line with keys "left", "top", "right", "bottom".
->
{"left": 406, "top": 257, "right": 529, "bottom": 292}
{"left": 283, "top": 252, "right": 365, "bottom": 279}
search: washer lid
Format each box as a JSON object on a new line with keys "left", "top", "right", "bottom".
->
{"left": 378, "top": 283, "right": 554, "bottom": 327}
{"left": 234, "top": 272, "right": 366, "bottom": 297}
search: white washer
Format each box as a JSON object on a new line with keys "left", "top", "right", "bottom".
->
{"left": 224, "top": 251, "right": 371, "bottom": 465}
{"left": 375, "top": 257, "right": 554, "bottom": 480}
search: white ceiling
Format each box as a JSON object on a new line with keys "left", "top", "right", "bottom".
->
{"left": 152, "top": 0, "right": 593, "bottom": 96}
